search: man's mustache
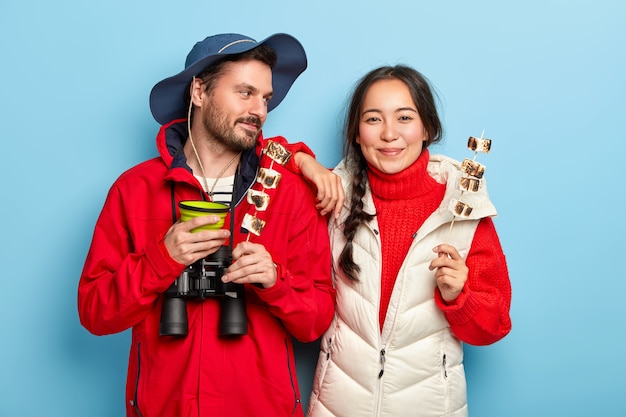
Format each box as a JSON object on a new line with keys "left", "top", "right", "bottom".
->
{"left": 237, "top": 116, "right": 262, "bottom": 128}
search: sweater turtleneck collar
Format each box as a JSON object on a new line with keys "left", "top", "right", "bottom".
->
{"left": 367, "top": 149, "right": 439, "bottom": 201}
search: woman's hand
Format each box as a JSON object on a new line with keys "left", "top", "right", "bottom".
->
{"left": 295, "top": 152, "right": 345, "bottom": 219}
{"left": 429, "top": 244, "right": 469, "bottom": 303}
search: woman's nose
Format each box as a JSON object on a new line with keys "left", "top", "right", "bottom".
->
{"left": 380, "top": 123, "right": 398, "bottom": 142}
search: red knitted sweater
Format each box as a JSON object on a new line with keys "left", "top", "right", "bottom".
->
{"left": 368, "top": 150, "right": 512, "bottom": 345}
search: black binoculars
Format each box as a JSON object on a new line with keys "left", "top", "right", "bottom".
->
{"left": 159, "top": 246, "right": 248, "bottom": 337}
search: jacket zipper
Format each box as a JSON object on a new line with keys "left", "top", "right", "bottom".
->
{"left": 129, "top": 342, "right": 143, "bottom": 417}
{"left": 326, "top": 336, "right": 333, "bottom": 361}
{"left": 442, "top": 350, "right": 450, "bottom": 414}
{"left": 378, "top": 348, "right": 386, "bottom": 378}
{"left": 373, "top": 345, "right": 387, "bottom": 417}
{"left": 284, "top": 337, "right": 301, "bottom": 414}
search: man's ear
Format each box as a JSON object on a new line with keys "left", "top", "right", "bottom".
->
{"left": 189, "top": 76, "right": 204, "bottom": 107}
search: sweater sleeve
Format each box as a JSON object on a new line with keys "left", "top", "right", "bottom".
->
{"left": 434, "top": 217, "right": 512, "bottom": 346}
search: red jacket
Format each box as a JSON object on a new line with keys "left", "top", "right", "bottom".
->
{"left": 78, "top": 120, "right": 335, "bottom": 417}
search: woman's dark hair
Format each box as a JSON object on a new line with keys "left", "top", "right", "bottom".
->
{"left": 339, "top": 65, "right": 443, "bottom": 282}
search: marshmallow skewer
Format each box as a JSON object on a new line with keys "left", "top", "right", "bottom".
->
{"left": 243, "top": 140, "right": 292, "bottom": 241}
{"left": 445, "top": 131, "right": 491, "bottom": 244}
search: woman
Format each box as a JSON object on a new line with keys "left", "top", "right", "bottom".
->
{"left": 296, "top": 65, "right": 512, "bottom": 417}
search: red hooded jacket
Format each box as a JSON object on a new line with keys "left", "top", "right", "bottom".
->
{"left": 78, "top": 119, "right": 335, "bottom": 417}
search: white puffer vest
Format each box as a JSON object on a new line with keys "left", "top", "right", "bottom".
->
{"left": 307, "top": 154, "right": 497, "bottom": 417}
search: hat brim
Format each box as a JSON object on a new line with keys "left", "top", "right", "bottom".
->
{"left": 149, "top": 33, "right": 307, "bottom": 125}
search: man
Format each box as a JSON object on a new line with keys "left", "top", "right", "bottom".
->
{"left": 78, "top": 33, "right": 335, "bottom": 417}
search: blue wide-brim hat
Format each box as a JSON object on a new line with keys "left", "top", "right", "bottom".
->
{"left": 149, "top": 33, "right": 307, "bottom": 125}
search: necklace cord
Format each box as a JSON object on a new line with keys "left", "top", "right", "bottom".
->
{"left": 187, "top": 79, "right": 241, "bottom": 197}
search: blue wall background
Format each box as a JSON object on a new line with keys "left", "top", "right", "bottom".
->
{"left": 1, "top": 0, "right": 625, "bottom": 416}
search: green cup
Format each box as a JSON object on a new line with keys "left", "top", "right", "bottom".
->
{"left": 179, "top": 201, "right": 230, "bottom": 232}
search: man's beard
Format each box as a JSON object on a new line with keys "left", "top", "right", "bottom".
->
{"left": 201, "top": 100, "right": 261, "bottom": 152}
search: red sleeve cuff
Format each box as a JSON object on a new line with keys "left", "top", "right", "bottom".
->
{"left": 142, "top": 234, "right": 186, "bottom": 292}
{"left": 434, "top": 286, "right": 481, "bottom": 325}
{"left": 251, "top": 261, "right": 289, "bottom": 301}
